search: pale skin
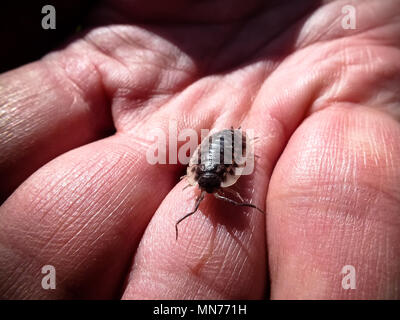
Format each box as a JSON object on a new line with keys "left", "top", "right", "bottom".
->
{"left": 0, "top": 0, "right": 400, "bottom": 299}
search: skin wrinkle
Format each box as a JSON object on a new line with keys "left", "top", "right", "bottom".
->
{"left": 128, "top": 163, "right": 263, "bottom": 298}
{"left": 30, "top": 179, "right": 78, "bottom": 225}
{"left": 44, "top": 62, "right": 89, "bottom": 110}
{"left": 0, "top": 61, "right": 113, "bottom": 201}
{"left": 82, "top": 28, "right": 195, "bottom": 101}
{"left": 210, "top": 236, "right": 235, "bottom": 282}
{"left": 62, "top": 182, "right": 156, "bottom": 298}
{"left": 188, "top": 218, "right": 258, "bottom": 296}
{"left": 2, "top": 167, "right": 81, "bottom": 243}
{"left": 105, "top": 26, "right": 195, "bottom": 75}
{"left": 360, "top": 223, "right": 384, "bottom": 297}
{"left": 2, "top": 138, "right": 173, "bottom": 298}
{"left": 51, "top": 152, "right": 135, "bottom": 258}
{"left": 1, "top": 100, "right": 49, "bottom": 150}
{"left": 67, "top": 152, "right": 172, "bottom": 239}
{"left": 268, "top": 104, "right": 400, "bottom": 298}
{"left": 35, "top": 150, "right": 117, "bottom": 229}
{"left": 1, "top": 149, "right": 127, "bottom": 285}
{"left": 81, "top": 174, "right": 145, "bottom": 249}
{"left": 42, "top": 57, "right": 108, "bottom": 126}
{"left": 0, "top": 245, "right": 39, "bottom": 297}
{"left": 313, "top": 47, "right": 400, "bottom": 115}
{"left": 114, "top": 79, "right": 208, "bottom": 132}
{"left": 187, "top": 229, "right": 217, "bottom": 276}
{"left": 81, "top": 43, "right": 164, "bottom": 116}
{"left": 296, "top": 0, "right": 400, "bottom": 48}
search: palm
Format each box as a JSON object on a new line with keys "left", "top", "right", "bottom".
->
{"left": 1, "top": 0, "right": 399, "bottom": 299}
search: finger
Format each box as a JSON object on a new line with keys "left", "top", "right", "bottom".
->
{"left": 0, "top": 59, "right": 113, "bottom": 202}
{"left": 0, "top": 132, "right": 179, "bottom": 299}
{"left": 267, "top": 105, "right": 400, "bottom": 299}
{"left": 120, "top": 32, "right": 320, "bottom": 297}
{"left": 121, "top": 111, "right": 288, "bottom": 299}
{"left": 0, "top": 104, "right": 219, "bottom": 299}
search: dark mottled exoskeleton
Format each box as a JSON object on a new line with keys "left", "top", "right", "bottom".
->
{"left": 176, "top": 127, "right": 264, "bottom": 240}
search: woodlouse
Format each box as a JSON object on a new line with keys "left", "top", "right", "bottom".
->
{"left": 176, "top": 127, "right": 264, "bottom": 240}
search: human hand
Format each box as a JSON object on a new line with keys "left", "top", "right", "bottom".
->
{"left": 1, "top": 0, "right": 399, "bottom": 299}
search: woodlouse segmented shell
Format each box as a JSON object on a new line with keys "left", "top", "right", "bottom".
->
{"left": 186, "top": 128, "right": 248, "bottom": 190}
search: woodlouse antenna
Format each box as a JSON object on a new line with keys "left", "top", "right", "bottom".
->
{"left": 213, "top": 192, "right": 265, "bottom": 214}
{"left": 175, "top": 190, "right": 206, "bottom": 240}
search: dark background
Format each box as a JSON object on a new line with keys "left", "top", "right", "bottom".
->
{"left": 0, "top": 1, "right": 96, "bottom": 73}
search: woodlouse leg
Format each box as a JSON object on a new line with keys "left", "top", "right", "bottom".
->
{"left": 221, "top": 187, "right": 245, "bottom": 202}
{"left": 213, "top": 192, "right": 265, "bottom": 214}
{"left": 175, "top": 190, "right": 206, "bottom": 240}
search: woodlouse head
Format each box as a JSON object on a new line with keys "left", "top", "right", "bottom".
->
{"left": 197, "top": 172, "right": 221, "bottom": 193}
